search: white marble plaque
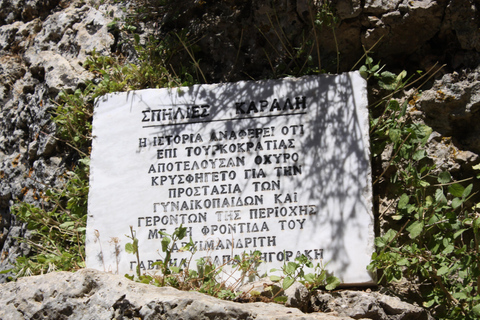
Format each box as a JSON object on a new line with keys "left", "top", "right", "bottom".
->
{"left": 86, "top": 72, "right": 374, "bottom": 285}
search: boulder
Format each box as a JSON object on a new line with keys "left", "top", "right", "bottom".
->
{"left": 0, "top": 269, "right": 354, "bottom": 320}
{"left": 311, "top": 290, "right": 433, "bottom": 320}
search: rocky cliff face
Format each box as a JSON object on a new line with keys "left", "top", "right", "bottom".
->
{"left": 0, "top": 0, "right": 479, "bottom": 318}
{"left": 0, "top": 0, "right": 118, "bottom": 278}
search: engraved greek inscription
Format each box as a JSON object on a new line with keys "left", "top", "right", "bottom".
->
{"left": 139, "top": 138, "right": 147, "bottom": 148}
{"left": 252, "top": 180, "right": 280, "bottom": 191}
{"left": 148, "top": 157, "right": 245, "bottom": 173}
{"left": 138, "top": 213, "right": 206, "bottom": 227}
{"left": 274, "top": 192, "right": 298, "bottom": 204}
{"left": 151, "top": 171, "right": 236, "bottom": 186}
{"left": 157, "top": 148, "right": 177, "bottom": 159}
{"left": 274, "top": 165, "right": 302, "bottom": 176}
{"left": 215, "top": 210, "right": 241, "bottom": 222}
{"left": 235, "top": 96, "right": 307, "bottom": 114}
{"left": 280, "top": 124, "right": 304, "bottom": 135}
{"left": 244, "top": 168, "right": 266, "bottom": 179}
{"left": 153, "top": 195, "right": 263, "bottom": 212}
{"left": 201, "top": 221, "right": 269, "bottom": 235}
{"left": 209, "top": 127, "right": 275, "bottom": 141}
{"left": 192, "top": 236, "right": 276, "bottom": 251}
{"left": 148, "top": 227, "right": 193, "bottom": 240}
{"left": 167, "top": 184, "right": 242, "bottom": 198}
{"left": 152, "top": 134, "right": 203, "bottom": 146}
{"left": 278, "top": 219, "right": 306, "bottom": 230}
{"left": 249, "top": 205, "right": 316, "bottom": 219}
{"left": 254, "top": 153, "right": 298, "bottom": 165}
{"left": 185, "top": 140, "right": 293, "bottom": 156}
{"left": 141, "top": 105, "right": 210, "bottom": 122}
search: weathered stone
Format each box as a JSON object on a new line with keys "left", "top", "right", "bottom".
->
{"left": 0, "top": 2, "right": 119, "bottom": 274}
{"left": 362, "top": 0, "right": 444, "bottom": 58}
{"left": 0, "top": 0, "right": 60, "bottom": 25}
{"left": 311, "top": 290, "right": 433, "bottom": 320}
{"left": 443, "top": 0, "right": 480, "bottom": 52}
{"left": 285, "top": 281, "right": 310, "bottom": 309}
{"left": 335, "top": 0, "right": 362, "bottom": 19}
{"left": 0, "top": 269, "right": 355, "bottom": 320}
{"left": 416, "top": 66, "right": 480, "bottom": 156}
{"left": 363, "top": 0, "right": 402, "bottom": 15}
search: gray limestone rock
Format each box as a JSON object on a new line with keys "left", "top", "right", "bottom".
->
{"left": 415, "top": 66, "right": 480, "bottom": 158}
{"left": 311, "top": 290, "right": 433, "bottom": 320}
{"left": 237, "top": 277, "right": 309, "bottom": 310}
{"left": 0, "top": 1, "right": 118, "bottom": 275}
{"left": 0, "top": 269, "right": 354, "bottom": 320}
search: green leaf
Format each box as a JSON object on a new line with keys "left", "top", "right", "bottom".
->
{"left": 412, "top": 149, "right": 426, "bottom": 161}
{"left": 325, "top": 276, "right": 341, "bottom": 290}
{"left": 359, "top": 65, "right": 368, "bottom": 79}
{"left": 304, "top": 273, "right": 315, "bottom": 283}
{"left": 438, "top": 171, "right": 451, "bottom": 184}
{"left": 453, "top": 228, "right": 466, "bottom": 239}
{"left": 388, "top": 129, "right": 402, "bottom": 143}
{"left": 423, "top": 299, "right": 435, "bottom": 308}
{"left": 398, "top": 194, "right": 410, "bottom": 209}
{"left": 158, "top": 230, "right": 169, "bottom": 237}
{"left": 161, "top": 236, "right": 171, "bottom": 252}
{"left": 407, "top": 221, "right": 424, "bottom": 239}
{"left": 472, "top": 303, "right": 480, "bottom": 316}
{"left": 462, "top": 183, "right": 473, "bottom": 198}
{"left": 397, "top": 70, "right": 407, "bottom": 81}
{"left": 397, "top": 258, "right": 410, "bottom": 266}
{"left": 473, "top": 217, "right": 480, "bottom": 230}
{"left": 380, "top": 71, "right": 396, "bottom": 81}
{"left": 448, "top": 183, "right": 464, "bottom": 197}
{"left": 285, "top": 262, "right": 298, "bottom": 274}
{"left": 425, "top": 196, "right": 433, "bottom": 207}
{"left": 436, "top": 266, "right": 449, "bottom": 276}
{"left": 269, "top": 275, "right": 281, "bottom": 282}
{"left": 387, "top": 99, "right": 400, "bottom": 111}
{"left": 443, "top": 244, "right": 454, "bottom": 254}
{"left": 282, "top": 276, "right": 295, "bottom": 290}
{"left": 174, "top": 225, "right": 187, "bottom": 240}
{"left": 59, "top": 221, "right": 75, "bottom": 229}
{"left": 451, "top": 197, "right": 463, "bottom": 209}
{"left": 435, "top": 189, "right": 447, "bottom": 205}
{"left": 418, "top": 180, "right": 430, "bottom": 187}
{"left": 125, "top": 243, "right": 134, "bottom": 254}
{"left": 274, "top": 296, "right": 288, "bottom": 303}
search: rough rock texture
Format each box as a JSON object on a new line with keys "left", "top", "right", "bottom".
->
{"left": 311, "top": 290, "right": 433, "bottom": 320}
{"left": 147, "top": 0, "right": 480, "bottom": 81}
{"left": 0, "top": 269, "right": 354, "bottom": 320}
{"left": 416, "top": 67, "right": 480, "bottom": 159}
{"left": 238, "top": 279, "right": 431, "bottom": 319}
{"left": 0, "top": 0, "right": 121, "bottom": 279}
{"left": 238, "top": 277, "right": 310, "bottom": 310}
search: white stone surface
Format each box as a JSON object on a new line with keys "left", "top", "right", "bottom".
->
{"left": 86, "top": 72, "right": 374, "bottom": 285}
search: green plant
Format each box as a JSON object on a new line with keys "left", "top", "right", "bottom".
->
{"left": 12, "top": 159, "right": 89, "bottom": 277}
{"left": 366, "top": 57, "right": 480, "bottom": 319}
{"left": 257, "top": 0, "right": 340, "bottom": 77}
{"left": 313, "top": 1, "right": 339, "bottom": 73}
{"left": 124, "top": 225, "right": 265, "bottom": 300}
{"left": 13, "top": 23, "right": 199, "bottom": 279}
{"left": 269, "top": 254, "right": 340, "bottom": 302}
